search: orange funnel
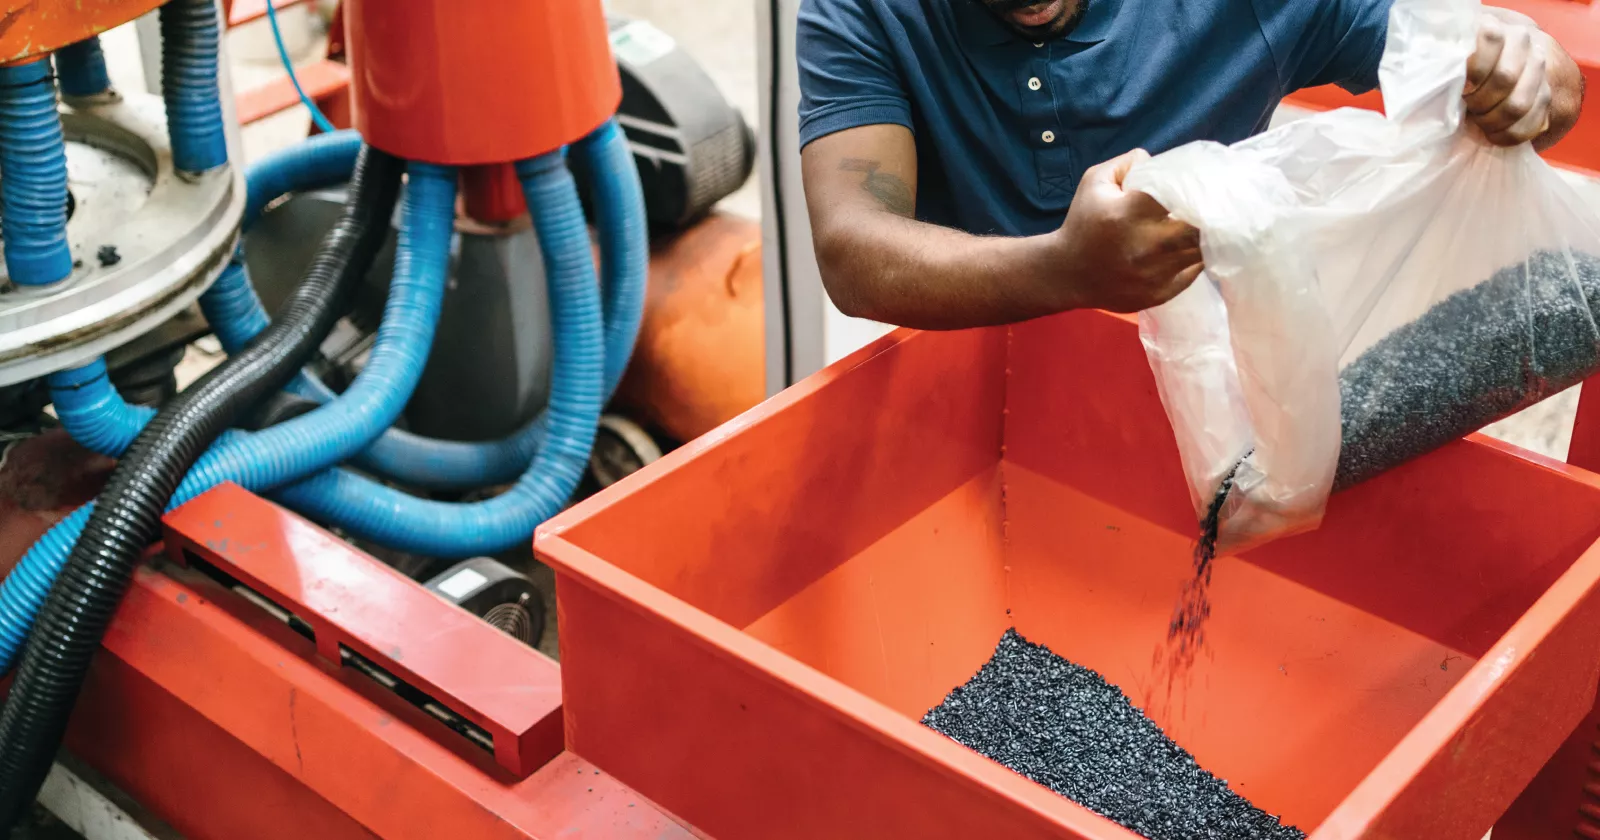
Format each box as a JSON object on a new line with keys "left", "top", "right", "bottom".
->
{"left": 536, "top": 309, "right": 1600, "bottom": 839}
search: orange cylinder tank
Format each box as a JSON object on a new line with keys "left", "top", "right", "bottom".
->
{"left": 613, "top": 213, "right": 765, "bottom": 444}
{"left": 342, "top": 0, "right": 620, "bottom": 165}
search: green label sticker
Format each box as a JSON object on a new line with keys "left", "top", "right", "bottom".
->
{"left": 611, "top": 20, "right": 676, "bottom": 68}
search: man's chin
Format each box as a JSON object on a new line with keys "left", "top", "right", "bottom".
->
{"left": 1006, "top": 0, "right": 1063, "bottom": 28}
{"left": 1005, "top": 16, "right": 1067, "bottom": 41}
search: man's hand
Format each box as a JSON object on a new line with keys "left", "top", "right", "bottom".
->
{"left": 1052, "top": 149, "right": 1203, "bottom": 313}
{"left": 1466, "top": 9, "right": 1584, "bottom": 150}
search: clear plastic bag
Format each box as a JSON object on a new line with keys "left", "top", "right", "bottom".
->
{"left": 1124, "top": 0, "right": 1600, "bottom": 550}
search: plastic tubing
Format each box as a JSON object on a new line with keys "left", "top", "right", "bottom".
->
{"left": 244, "top": 129, "right": 363, "bottom": 229}
{"left": 264, "top": 0, "right": 337, "bottom": 134}
{"left": 55, "top": 37, "right": 111, "bottom": 98}
{"left": 48, "top": 359, "right": 151, "bottom": 457}
{"left": 0, "top": 58, "right": 73, "bottom": 286}
{"left": 164, "top": 162, "right": 454, "bottom": 498}
{"left": 49, "top": 126, "right": 631, "bottom": 557}
{"left": 160, "top": 0, "right": 228, "bottom": 174}
{"left": 49, "top": 253, "right": 264, "bottom": 458}
{"left": 0, "top": 155, "right": 439, "bottom": 676}
{"left": 310, "top": 118, "right": 647, "bottom": 490}
{"left": 198, "top": 253, "right": 270, "bottom": 355}
{"left": 54, "top": 153, "right": 598, "bottom": 557}
{"left": 0, "top": 145, "right": 405, "bottom": 830}
{"left": 272, "top": 151, "right": 604, "bottom": 556}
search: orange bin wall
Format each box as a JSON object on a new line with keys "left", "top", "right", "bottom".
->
{"left": 537, "top": 309, "right": 1600, "bottom": 840}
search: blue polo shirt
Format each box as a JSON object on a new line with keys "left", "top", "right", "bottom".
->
{"left": 797, "top": 0, "right": 1393, "bottom": 235}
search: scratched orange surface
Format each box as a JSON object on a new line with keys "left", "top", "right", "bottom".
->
{"left": 0, "top": 0, "right": 165, "bottom": 63}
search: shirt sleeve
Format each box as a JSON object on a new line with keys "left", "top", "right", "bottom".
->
{"left": 796, "top": 0, "right": 914, "bottom": 149}
{"left": 1253, "top": 0, "right": 1395, "bottom": 95}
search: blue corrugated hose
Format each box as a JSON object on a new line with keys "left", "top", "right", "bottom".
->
{"left": 198, "top": 254, "right": 270, "bottom": 354}
{"left": 0, "top": 162, "right": 459, "bottom": 672}
{"left": 55, "top": 37, "right": 111, "bottom": 98}
{"left": 48, "top": 359, "right": 149, "bottom": 457}
{"left": 232, "top": 121, "right": 644, "bottom": 493}
{"left": 271, "top": 152, "right": 605, "bottom": 555}
{"left": 318, "top": 119, "right": 648, "bottom": 489}
{"left": 23, "top": 122, "right": 643, "bottom": 668}
{"left": 160, "top": 0, "right": 228, "bottom": 173}
{"left": 244, "top": 129, "right": 363, "bottom": 229}
{"left": 52, "top": 154, "right": 607, "bottom": 557}
{"left": 170, "top": 163, "right": 455, "bottom": 497}
{"left": 48, "top": 255, "right": 259, "bottom": 457}
{"left": 0, "top": 58, "right": 73, "bottom": 286}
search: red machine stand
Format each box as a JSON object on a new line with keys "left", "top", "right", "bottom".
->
{"left": 0, "top": 436, "right": 692, "bottom": 839}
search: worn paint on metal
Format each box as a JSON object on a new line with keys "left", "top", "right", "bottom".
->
{"left": 0, "top": 0, "right": 167, "bottom": 63}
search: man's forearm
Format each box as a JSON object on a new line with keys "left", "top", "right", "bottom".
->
{"left": 813, "top": 210, "right": 1074, "bottom": 331}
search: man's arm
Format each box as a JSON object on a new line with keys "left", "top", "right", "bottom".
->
{"left": 1467, "top": 9, "right": 1584, "bottom": 150}
{"left": 802, "top": 124, "right": 1203, "bottom": 331}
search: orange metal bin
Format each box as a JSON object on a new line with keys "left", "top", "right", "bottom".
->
{"left": 535, "top": 308, "right": 1600, "bottom": 840}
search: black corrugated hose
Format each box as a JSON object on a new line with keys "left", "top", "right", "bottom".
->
{"left": 0, "top": 144, "right": 406, "bottom": 827}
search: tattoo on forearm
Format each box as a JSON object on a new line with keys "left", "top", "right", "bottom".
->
{"left": 840, "top": 158, "right": 914, "bottom": 216}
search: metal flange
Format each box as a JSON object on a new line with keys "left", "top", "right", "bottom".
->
{"left": 0, "top": 91, "right": 244, "bottom": 387}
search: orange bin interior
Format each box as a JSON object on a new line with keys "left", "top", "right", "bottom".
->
{"left": 538, "top": 309, "right": 1600, "bottom": 840}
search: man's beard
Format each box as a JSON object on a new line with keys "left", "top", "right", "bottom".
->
{"left": 979, "top": 0, "right": 1088, "bottom": 41}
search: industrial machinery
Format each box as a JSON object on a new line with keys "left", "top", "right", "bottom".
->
{"left": 0, "top": 1, "right": 242, "bottom": 417}
{"left": 242, "top": 11, "right": 754, "bottom": 455}
{"left": 0, "top": 0, "right": 750, "bottom": 836}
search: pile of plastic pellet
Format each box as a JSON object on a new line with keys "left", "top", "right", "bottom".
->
{"left": 1335, "top": 249, "right": 1600, "bottom": 489}
{"left": 923, "top": 629, "right": 1304, "bottom": 840}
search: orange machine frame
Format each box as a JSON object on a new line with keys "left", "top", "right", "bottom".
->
{"left": 0, "top": 432, "right": 693, "bottom": 839}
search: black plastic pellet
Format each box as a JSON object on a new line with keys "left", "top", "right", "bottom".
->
{"left": 1165, "top": 456, "right": 1245, "bottom": 683}
{"left": 1335, "top": 249, "right": 1600, "bottom": 489}
{"left": 1181, "top": 250, "right": 1600, "bottom": 680}
{"left": 924, "top": 629, "right": 1304, "bottom": 840}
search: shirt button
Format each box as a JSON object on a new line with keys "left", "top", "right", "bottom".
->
{"left": 1041, "top": 130, "right": 1056, "bottom": 143}
{"left": 1027, "top": 77, "right": 1042, "bottom": 91}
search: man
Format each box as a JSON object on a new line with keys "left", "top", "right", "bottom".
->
{"left": 796, "top": 0, "right": 1585, "bottom": 329}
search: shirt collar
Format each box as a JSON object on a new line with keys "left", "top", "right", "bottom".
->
{"left": 953, "top": 0, "right": 1123, "bottom": 48}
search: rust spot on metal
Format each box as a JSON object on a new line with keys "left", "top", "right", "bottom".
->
{"left": 0, "top": 0, "right": 167, "bottom": 60}
{"left": 0, "top": 228, "right": 238, "bottom": 366}
{"left": 288, "top": 687, "right": 304, "bottom": 772}
{"left": 0, "top": 431, "right": 111, "bottom": 512}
